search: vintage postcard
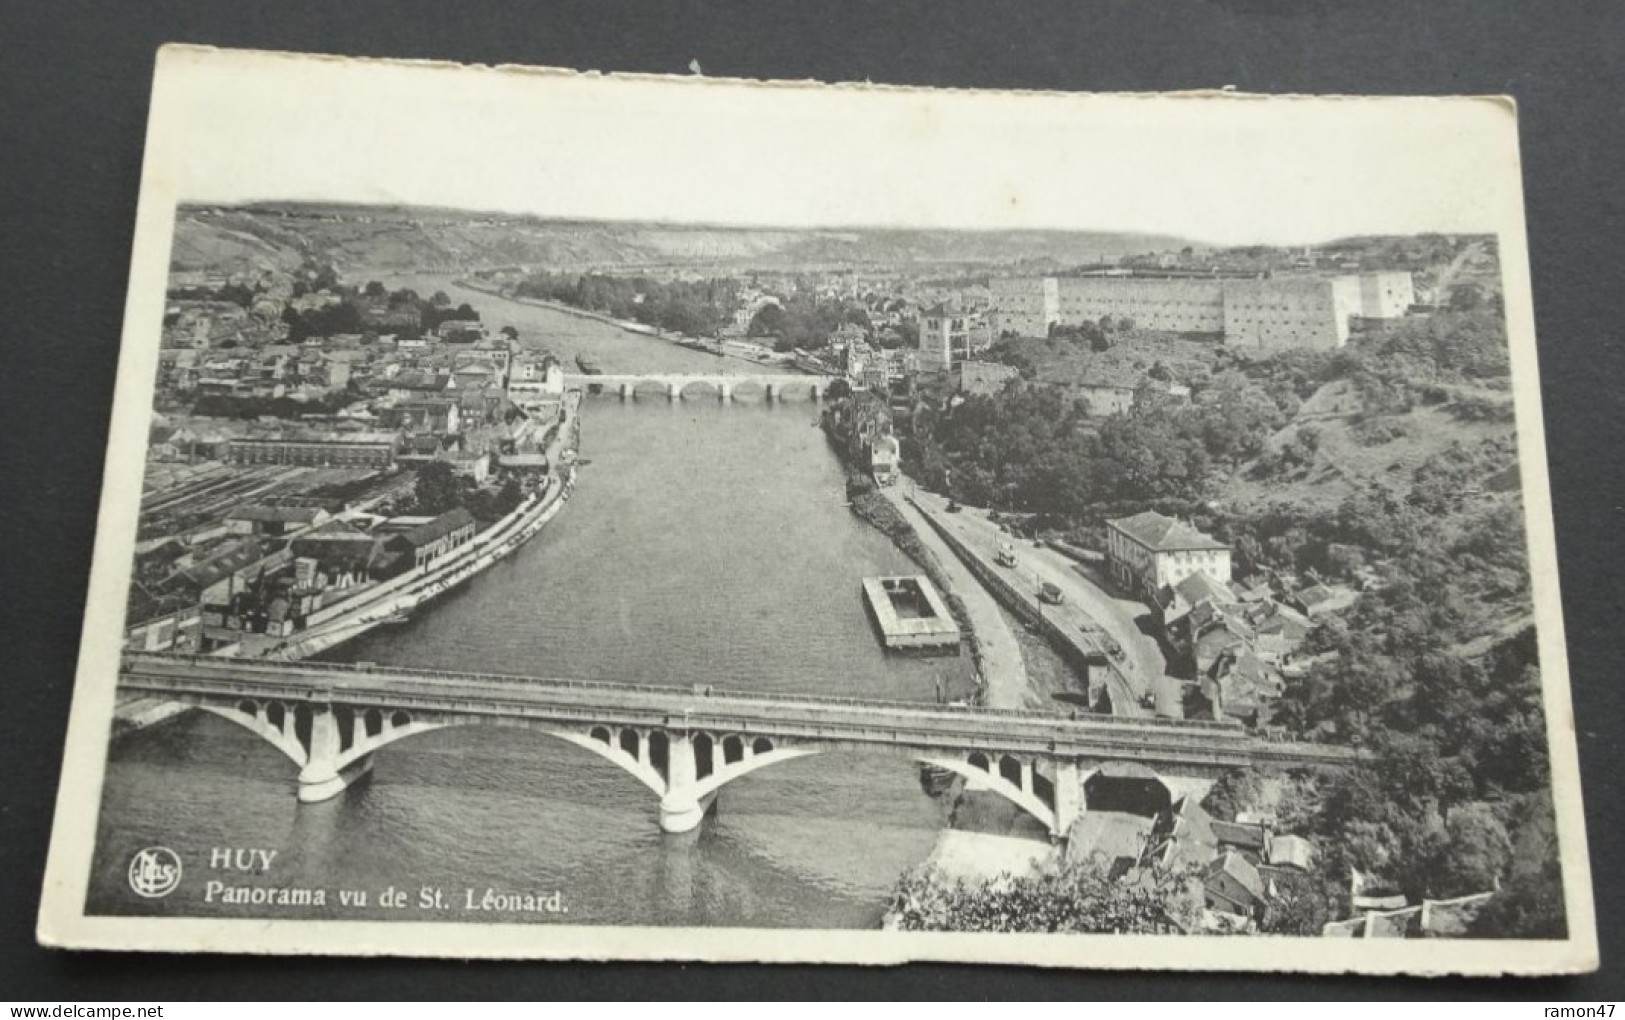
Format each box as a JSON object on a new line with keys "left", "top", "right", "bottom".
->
{"left": 36, "top": 45, "right": 1596, "bottom": 973}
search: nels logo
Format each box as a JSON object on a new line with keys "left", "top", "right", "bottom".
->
{"left": 127, "top": 847, "right": 183, "bottom": 899}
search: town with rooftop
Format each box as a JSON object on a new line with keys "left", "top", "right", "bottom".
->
{"left": 107, "top": 205, "right": 1560, "bottom": 939}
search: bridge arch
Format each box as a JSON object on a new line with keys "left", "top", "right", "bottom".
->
{"left": 677, "top": 378, "right": 725, "bottom": 400}
{"left": 914, "top": 752, "right": 1059, "bottom": 835}
{"left": 724, "top": 378, "right": 768, "bottom": 402}
{"left": 629, "top": 378, "right": 675, "bottom": 399}
{"left": 195, "top": 701, "right": 308, "bottom": 768}
{"left": 772, "top": 380, "right": 825, "bottom": 403}
{"left": 683, "top": 740, "right": 1064, "bottom": 838}
{"left": 172, "top": 700, "right": 687, "bottom": 803}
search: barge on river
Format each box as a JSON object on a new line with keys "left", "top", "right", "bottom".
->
{"left": 861, "top": 575, "right": 961, "bottom": 653}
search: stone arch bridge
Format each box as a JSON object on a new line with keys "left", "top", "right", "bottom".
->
{"left": 119, "top": 653, "right": 1356, "bottom": 838}
{"left": 564, "top": 373, "right": 831, "bottom": 403}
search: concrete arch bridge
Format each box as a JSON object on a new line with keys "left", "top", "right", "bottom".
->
{"left": 119, "top": 653, "right": 1356, "bottom": 838}
{"left": 564, "top": 373, "right": 831, "bottom": 402}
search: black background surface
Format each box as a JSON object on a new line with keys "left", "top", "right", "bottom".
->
{"left": 1, "top": 0, "right": 1620, "bottom": 1000}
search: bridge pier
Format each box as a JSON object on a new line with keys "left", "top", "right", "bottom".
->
{"left": 619, "top": 382, "right": 633, "bottom": 400}
{"left": 297, "top": 709, "right": 372, "bottom": 803}
{"left": 718, "top": 382, "right": 732, "bottom": 402}
{"left": 765, "top": 382, "right": 779, "bottom": 403}
{"left": 668, "top": 381, "right": 682, "bottom": 401}
{"left": 1052, "top": 760, "right": 1083, "bottom": 841}
{"left": 658, "top": 733, "right": 709, "bottom": 833}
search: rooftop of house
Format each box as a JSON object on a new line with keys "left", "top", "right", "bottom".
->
{"left": 1363, "top": 905, "right": 1424, "bottom": 938}
{"left": 170, "top": 538, "right": 282, "bottom": 591}
{"left": 404, "top": 434, "right": 449, "bottom": 455}
{"left": 1268, "top": 834, "right": 1315, "bottom": 871}
{"left": 232, "top": 430, "right": 398, "bottom": 446}
{"left": 226, "top": 505, "right": 326, "bottom": 525}
{"left": 388, "top": 399, "right": 457, "bottom": 414}
{"left": 1321, "top": 916, "right": 1370, "bottom": 938}
{"left": 390, "top": 370, "right": 451, "bottom": 391}
{"left": 1203, "top": 850, "right": 1266, "bottom": 903}
{"left": 125, "top": 583, "right": 199, "bottom": 628}
{"left": 1231, "top": 576, "right": 1274, "bottom": 602}
{"left": 1210, "top": 819, "right": 1269, "bottom": 853}
{"left": 1147, "top": 796, "right": 1218, "bottom": 869}
{"left": 1172, "top": 570, "right": 1237, "bottom": 608}
{"left": 1209, "top": 650, "right": 1285, "bottom": 709}
{"left": 1108, "top": 510, "right": 1230, "bottom": 553}
{"left": 1194, "top": 615, "right": 1252, "bottom": 659}
{"left": 390, "top": 507, "right": 476, "bottom": 549}
{"left": 1418, "top": 891, "right": 1495, "bottom": 936}
{"left": 1068, "top": 812, "right": 1155, "bottom": 871}
{"left": 1323, "top": 890, "right": 1496, "bottom": 939}
{"left": 291, "top": 520, "right": 370, "bottom": 543}
{"left": 293, "top": 536, "right": 382, "bottom": 574}
{"left": 1294, "top": 582, "right": 1338, "bottom": 605}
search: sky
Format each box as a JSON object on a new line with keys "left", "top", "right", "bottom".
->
{"left": 146, "top": 46, "right": 1528, "bottom": 248}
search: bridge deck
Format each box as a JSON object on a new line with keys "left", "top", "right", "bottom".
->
{"left": 120, "top": 653, "right": 1357, "bottom": 769}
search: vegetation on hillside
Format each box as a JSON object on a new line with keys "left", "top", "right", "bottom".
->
{"left": 171, "top": 206, "right": 1189, "bottom": 274}
{"left": 903, "top": 305, "right": 1557, "bottom": 936}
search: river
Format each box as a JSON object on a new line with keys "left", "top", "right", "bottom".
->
{"left": 86, "top": 280, "right": 1029, "bottom": 928}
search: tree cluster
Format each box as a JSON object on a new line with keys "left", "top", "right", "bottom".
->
{"left": 280, "top": 284, "right": 481, "bottom": 344}
{"left": 515, "top": 272, "right": 739, "bottom": 337}
{"left": 409, "top": 461, "right": 525, "bottom": 523}
{"left": 890, "top": 861, "right": 1204, "bottom": 934}
{"left": 1046, "top": 319, "right": 1109, "bottom": 350}
{"left": 189, "top": 389, "right": 356, "bottom": 420}
{"left": 906, "top": 376, "right": 1284, "bottom": 515}
{"left": 747, "top": 291, "right": 871, "bottom": 352}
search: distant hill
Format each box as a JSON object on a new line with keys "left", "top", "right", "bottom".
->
{"left": 170, "top": 203, "right": 1190, "bottom": 276}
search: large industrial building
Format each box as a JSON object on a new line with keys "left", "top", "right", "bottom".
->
{"left": 990, "top": 272, "right": 1414, "bottom": 351}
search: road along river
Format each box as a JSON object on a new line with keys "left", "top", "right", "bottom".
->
{"left": 87, "top": 284, "right": 1087, "bottom": 928}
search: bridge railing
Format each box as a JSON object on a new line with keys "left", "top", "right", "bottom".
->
{"left": 121, "top": 651, "right": 1247, "bottom": 734}
{"left": 128, "top": 675, "right": 1341, "bottom": 764}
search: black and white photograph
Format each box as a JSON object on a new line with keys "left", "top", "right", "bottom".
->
{"left": 34, "top": 46, "right": 1596, "bottom": 974}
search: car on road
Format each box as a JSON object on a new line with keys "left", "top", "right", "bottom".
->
{"left": 995, "top": 541, "right": 1018, "bottom": 567}
{"left": 945, "top": 501, "right": 962, "bottom": 513}
{"left": 1038, "top": 582, "right": 1064, "bottom": 605}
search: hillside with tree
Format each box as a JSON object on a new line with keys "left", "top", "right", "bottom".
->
{"left": 171, "top": 203, "right": 1195, "bottom": 275}
{"left": 895, "top": 291, "right": 1557, "bottom": 936}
